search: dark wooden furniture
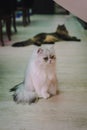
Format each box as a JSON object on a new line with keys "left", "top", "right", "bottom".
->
{"left": 16, "top": 0, "right": 34, "bottom": 26}
{"left": 0, "top": 0, "right": 17, "bottom": 46}
{"left": 0, "top": 15, "right": 11, "bottom": 46}
{"left": 77, "top": 18, "right": 87, "bottom": 29}
{"left": 32, "top": 0, "right": 54, "bottom": 14}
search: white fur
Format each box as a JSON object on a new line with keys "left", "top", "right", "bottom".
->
{"left": 14, "top": 46, "right": 58, "bottom": 103}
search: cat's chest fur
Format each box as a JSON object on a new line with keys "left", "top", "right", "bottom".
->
{"left": 33, "top": 63, "right": 55, "bottom": 82}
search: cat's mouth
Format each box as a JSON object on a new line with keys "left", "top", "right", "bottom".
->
{"left": 48, "top": 60, "right": 55, "bottom": 65}
{"left": 49, "top": 60, "right": 52, "bottom": 64}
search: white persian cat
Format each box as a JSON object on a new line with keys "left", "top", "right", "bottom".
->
{"left": 10, "top": 46, "right": 58, "bottom": 104}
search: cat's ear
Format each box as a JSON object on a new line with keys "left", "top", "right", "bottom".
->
{"left": 50, "top": 46, "right": 55, "bottom": 53}
{"left": 37, "top": 48, "right": 43, "bottom": 54}
{"left": 50, "top": 45, "right": 54, "bottom": 50}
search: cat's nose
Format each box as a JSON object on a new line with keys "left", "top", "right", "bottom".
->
{"left": 49, "top": 60, "right": 52, "bottom": 64}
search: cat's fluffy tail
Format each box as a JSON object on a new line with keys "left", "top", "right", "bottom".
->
{"left": 12, "top": 39, "right": 34, "bottom": 47}
{"left": 12, "top": 38, "right": 41, "bottom": 47}
{"left": 10, "top": 82, "right": 38, "bottom": 104}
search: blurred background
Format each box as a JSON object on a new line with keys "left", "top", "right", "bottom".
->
{"left": 0, "top": 0, "right": 87, "bottom": 46}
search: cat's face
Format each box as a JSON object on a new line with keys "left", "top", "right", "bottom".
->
{"left": 35, "top": 47, "right": 56, "bottom": 67}
{"left": 56, "top": 24, "right": 68, "bottom": 35}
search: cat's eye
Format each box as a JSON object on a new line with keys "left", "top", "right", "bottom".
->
{"left": 43, "top": 57, "right": 48, "bottom": 61}
{"left": 50, "top": 55, "right": 56, "bottom": 59}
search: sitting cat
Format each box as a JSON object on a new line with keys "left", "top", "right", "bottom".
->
{"left": 10, "top": 46, "right": 58, "bottom": 104}
{"left": 12, "top": 24, "right": 81, "bottom": 47}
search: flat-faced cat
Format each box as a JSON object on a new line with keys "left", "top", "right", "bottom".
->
{"left": 12, "top": 24, "right": 81, "bottom": 47}
{"left": 10, "top": 46, "right": 58, "bottom": 104}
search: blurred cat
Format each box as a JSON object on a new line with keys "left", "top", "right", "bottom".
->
{"left": 12, "top": 24, "right": 81, "bottom": 47}
{"left": 10, "top": 46, "right": 58, "bottom": 104}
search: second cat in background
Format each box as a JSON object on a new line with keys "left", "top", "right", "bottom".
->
{"left": 12, "top": 24, "right": 81, "bottom": 47}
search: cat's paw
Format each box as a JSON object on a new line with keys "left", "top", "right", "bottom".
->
{"left": 42, "top": 92, "right": 50, "bottom": 99}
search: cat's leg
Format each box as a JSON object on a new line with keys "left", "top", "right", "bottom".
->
{"left": 41, "top": 90, "right": 50, "bottom": 99}
{"left": 64, "top": 35, "right": 81, "bottom": 41}
{"left": 49, "top": 86, "right": 57, "bottom": 96}
{"left": 48, "top": 81, "right": 58, "bottom": 96}
{"left": 34, "top": 85, "right": 50, "bottom": 99}
{"left": 40, "top": 87, "right": 50, "bottom": 99}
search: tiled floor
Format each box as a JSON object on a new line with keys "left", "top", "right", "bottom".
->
{"left": 0, "top": 14, "right": 87, "bottom": 130}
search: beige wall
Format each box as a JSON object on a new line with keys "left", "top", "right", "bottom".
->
{"left": 54, "top": 0, "right": 87, "bottom": 22}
